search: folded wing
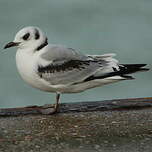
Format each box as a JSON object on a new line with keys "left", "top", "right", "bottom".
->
{"left": 37, "top": 45, "right": 149, "bottom": 86}
{"left": 37, "top": 46, "right": 112, "bottom": 85}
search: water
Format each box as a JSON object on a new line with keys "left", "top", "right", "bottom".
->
{"left": 0, "top": 0, "right": 151, "bottom": 108}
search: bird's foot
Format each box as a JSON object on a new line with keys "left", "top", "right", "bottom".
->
{"left": 39, "top": 104, "right": 59, "bottom": 115}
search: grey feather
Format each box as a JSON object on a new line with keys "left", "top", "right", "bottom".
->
{"left": 37, "top": 45, "right": 118, "bottom": 85}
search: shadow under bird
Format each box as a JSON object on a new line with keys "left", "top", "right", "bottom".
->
{"left": 4, "top": 26, "right": 149, "bottom": 114}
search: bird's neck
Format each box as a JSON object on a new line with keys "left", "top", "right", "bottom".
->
{"left": 36, "top": 38, "right": 48, "bottom": 51}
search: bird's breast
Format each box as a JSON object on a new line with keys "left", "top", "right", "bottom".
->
{"left": 16, "top": 50, "right": 37, "bottom": 84}
{"left": 15, "top": 50, "right": 53, "bottom": 92}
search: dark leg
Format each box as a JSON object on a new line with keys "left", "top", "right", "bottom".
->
{"left": 40, "top": 92, "right": 61, "bottom": 115}
{"left": 54, "top": 92, "right": 60, "bottom": 112}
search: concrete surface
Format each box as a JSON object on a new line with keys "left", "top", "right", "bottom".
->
{"left": 0, "top": 108, "right": 152, "bottom": 152}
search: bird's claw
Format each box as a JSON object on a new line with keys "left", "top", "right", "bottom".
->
{"left": 39, "top": 104, "right": 59, "bottom": 115}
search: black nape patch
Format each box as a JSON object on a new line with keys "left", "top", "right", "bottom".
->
{"left": 22, "top": 33, "right": 30, "bottom": 40}
{"left": 36, "top": 38, "right": 48, "bottom": 51}
{"left": 35, "top": 29, "right": 40, "bottom": 40}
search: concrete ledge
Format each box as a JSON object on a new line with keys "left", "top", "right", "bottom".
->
{"left": 0, "top": 97, "right": 152, "bottom": 115}
{"left": 0, "top": 97, "right": 152, "bottom": 152}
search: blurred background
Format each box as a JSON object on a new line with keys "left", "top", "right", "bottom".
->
{"left": 0, "top": 0, "right": 151, "bottom": 108}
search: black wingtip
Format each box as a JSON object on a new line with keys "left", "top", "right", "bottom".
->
{"left": 122, "top": 64, "right": 147, "bottom": 68}
{"left": 121, "top": 64, "right": 149, "bottom": 74}
{"left": 83, "top": 63, "right": 149, "bottom": 82}
{"left": 139, "top": 68, "right": 149, "bottom": 71}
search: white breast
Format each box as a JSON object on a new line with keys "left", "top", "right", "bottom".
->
{"left": 16, "top": 49, "right": 56, "bottom": 92}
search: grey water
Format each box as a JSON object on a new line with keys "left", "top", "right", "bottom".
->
{"left": 0, "top": 0, "right": 151, "bottom": 108}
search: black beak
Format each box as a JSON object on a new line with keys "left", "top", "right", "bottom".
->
{"left": 4, "top": 42, "right": 20, "bottom": 49}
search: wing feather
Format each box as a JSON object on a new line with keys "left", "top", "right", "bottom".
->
{"left": 37, "top": 45, "right": 118, "bottom": 85}
{"left": 38, "top": 59, "right": 104, "bottom": 85}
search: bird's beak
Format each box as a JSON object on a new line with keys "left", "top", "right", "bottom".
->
{"left": 4, "top": 42, "right": 20, "bottom": 49}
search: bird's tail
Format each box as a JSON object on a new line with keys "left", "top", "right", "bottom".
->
{"left": 84, "top": 64, "right": 149, "bottom": 82}
{"left": 117, "top": 64, "right": 149, "bottom": 79}
{"left": 86, "top": 54, "right": 149, "bottom": 81}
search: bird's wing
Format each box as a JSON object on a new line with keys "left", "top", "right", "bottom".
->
{"left": 40, "top": 44, "right": 87, "bottom": 61}
{"left": 87, "top": 53, "right": 119, "bottom": 76}
{"left": 37, "top": 45, "right": 109, "bottom": 85}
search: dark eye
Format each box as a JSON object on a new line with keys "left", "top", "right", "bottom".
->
{"left": 22, "top": 33, "right": 30, "bottom": 40}
{"left": 35, "top": 29, "right": 40, "bottom": 40}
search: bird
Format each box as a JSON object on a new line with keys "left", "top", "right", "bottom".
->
{"left": 4, "top": 26, "right": 149, "bottom": 114}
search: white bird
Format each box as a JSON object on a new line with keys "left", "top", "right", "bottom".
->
{"left": 4, "top": 26, "right": 149, "bottom": 114}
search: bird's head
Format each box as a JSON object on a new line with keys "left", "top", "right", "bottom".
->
{"left": 4, "top": 26, "right": 48, "bottom": 51}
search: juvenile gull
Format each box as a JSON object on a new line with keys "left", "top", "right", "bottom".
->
{"left": 4, "top": 26, "right": 149, "bottom": 114}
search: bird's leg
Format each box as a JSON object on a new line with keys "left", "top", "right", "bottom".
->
{"left": 40, "top": 92, "right": 61, "bottom": 115}
{"left": 53, "top": 92, "right": 60, "bottom": 113}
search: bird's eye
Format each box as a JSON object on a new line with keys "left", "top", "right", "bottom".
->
{"left": 22, "top": 33, "right": 30, "bottom": 40}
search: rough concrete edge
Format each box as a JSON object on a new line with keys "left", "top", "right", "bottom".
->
{"left": 0, "top": 97, "right": 152, "bottom": 116}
